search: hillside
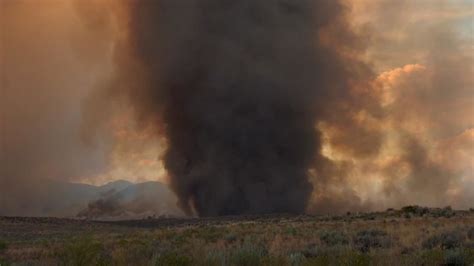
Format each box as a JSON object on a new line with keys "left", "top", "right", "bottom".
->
{"left": 1, "top": 180, "right": 181, "bottom": 219}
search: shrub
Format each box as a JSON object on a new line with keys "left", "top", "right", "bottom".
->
{"left": 400, "top": 246, "right": 415, "bottom": 255}
{"left": 353, "top": 229, "right": 391, "bottom": 253}
{"left": 364, "top": 215, "right": 376, "bottom": 221}
{"left": 198, "top": 227, "right": 223, "bottom": 243}
{"left": 224, "top": 233, "right": 237, "bottom": 243}
{"left": 0, "top": 258, "right": 10, "bottom": 266}
{"left": 60, "top": 238, "right": 108, "bottom": 266}
{"left": 432, "top": 222, "right": 441, "bottom": 228}
{"left": 430, "top": 206, "right": 455, "bottom": 218}
{"left": 319, "top": 230, "right": 349, "bottom": 246}
{"left": 286, "top": 227, "right": 297, "bottom": 236}
{"left": 304, "top": 250, "right": 370, "bottom": 266}
{"left": 401, "top": 205, "right": 418, "bottom": 213}
{"left": 0, "top": 241, "right": 9, "bottom": 266}
{"left": 419, "top": 249, "right": 444, "bottom": 265}
{"left": 422, "top": 230, "right": 465, "bottom": 250}
{"left": 288, "top": 252, "right": 305, "bottom": 266}
{"left": 261, "top": 256, "right": 288, "bottom": 266}
{"left": 300, "top": 243, "right": 319, "bottom": 258}
{"left": 438, "top": 231, "right": 465, "bottom": 250}
{"left": 153, "top": 252, "right": 192, "bottom": 266}
{"left": 339, "top": 251, "right": 371, "bottom": 266}
{"left": 204, "top": 250, "right": 226, "bottom": 266}
{"left": 444, "top": 249, "right": 467, "bottom": 266}
{"left": 0, "top": 240, "right": 7, "bottom": 252}
{"left": 113, "top": 239, "right": 155, "bottom": 264}
{"left": 464, "top": 241, "right": 474, "bottom": 249}
{"left": 401, "top": 205, "right": 429, "bottom": 216}
{"left": 422, "top": 235, "right": 440, "bottom": 250}
{"left": 467, "top": 227, "right": 474, "bottom": 241}
{"left": 230, "top": 244, "right": 267, "bottom": 266}
{"left": 441, "top": 206, "right": 455, "bottom": 218}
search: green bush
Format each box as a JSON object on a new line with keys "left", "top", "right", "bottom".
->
{"left": 418, "top": 250, "right": 444, "bottom": 265}
{"left": 288, "top": 252, "right": 305, "bottom": 266}
{"left": 153, "top": 252, "right": 192, "bottom": 266}
{"left": 422, "top": 230, "right": 465, "bottom": 250}
{"left": 441, "top": 231, "right": 465, "bottom": 249}
{"left": 0, "top": 240, "right": 9, "bottom": 266}
{"left": 224, "top": 233, "right": 237, "bottom": 243}
{"left": 0, "top": 240, "right": 7, "bottom": 252}
{"left": 440, "top": 206, "right": 455, "bottom": 218}
{"left": 422, "top": 235, "right": 441, "bottom": 250}
{"left": 353, "top": 229, "right": 391, "bottom": 253}
{"left": 230, "top": 244, "right": 267, "bottom": 266}
{"left": 339, "top": 251, "right": 371, "bottom": 266}
{"left": 300, "top": 244, "right": 319, "bottom": 258}
{"left": 304, "top": 251, "right": 370, "bottom": 266}
{"left": 319, "top": 230, "right": 349, "bottom": 246}
{"left": 262, "top": 255, "right": 288, "bottom": 266}
{"left": 59, "top": 238, "right": 108, "bottom": 266}
{"left": 401, "top": 205, "right": 432, "bottom": 217}
{"left": 286, "top": 227, "right": 297, "bottom": 236}
{"left": 204, "top": 250, "right": 226, "bottom": 266}
{"left": 467, "top": 227, "right": 474, "bottom": 241}
{"left": 0, "top": 258, "right": 10, "bottom": 266}
{"left": 444, "top": 249, "right": 468, "bottom": 266}
{"left": 198, "top": 227, "right": 223, "bottom": 243}
{"left": 431, "top": 206, "right": 455, "bottom": 218}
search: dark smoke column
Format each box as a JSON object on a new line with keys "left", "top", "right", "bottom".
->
{"left": 127, "top": 0, "right": 347, "bottom": 216}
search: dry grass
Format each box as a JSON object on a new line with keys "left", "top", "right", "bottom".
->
{"left": 1, "top": 207, "right": 473, "bottom": 265}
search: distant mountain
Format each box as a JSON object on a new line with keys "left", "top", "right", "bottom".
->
{"left": 1, "top": 179, "right": 182, "bottom": 219}
{"left": 98, "top": 180, "right": 133, "bottom": 194}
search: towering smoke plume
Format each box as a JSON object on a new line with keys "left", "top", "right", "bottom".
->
{"left": 2, "top": 0, "right": 471, "bottom": 217}
{"left": 116, "top": 0, "right": 367, "bottom": 216}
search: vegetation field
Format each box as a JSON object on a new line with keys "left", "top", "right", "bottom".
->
{"left": 1, "top": 207, "right": 474, "bottom": 265}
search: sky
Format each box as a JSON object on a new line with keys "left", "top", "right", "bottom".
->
{"left": 0, "top": 0, "right": 473, "bottom": 215}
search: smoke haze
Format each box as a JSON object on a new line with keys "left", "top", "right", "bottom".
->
{"left": 0, "top": 0, "right": 472, "bottom": 217}
{"left": 308, "top": 0, "right": 474, "bottom": 212}
{"left": 0, "top": 0, "right": 114, "bottom": 215}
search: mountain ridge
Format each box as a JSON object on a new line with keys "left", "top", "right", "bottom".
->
{"left": 1, "top": 179, "right": 181, "bottom": 219}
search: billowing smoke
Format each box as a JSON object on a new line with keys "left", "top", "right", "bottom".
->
{"left": 109, "top": 0, "right": 371, "bottom": 216}
{"left": 1, "top": 0, "right": 472, "bottom": 217}
{"left": 0, "top": 0, "right": 170, "bottom": 216}
{"left": 306, "top": 0, "right": 474, "bottom": 213}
